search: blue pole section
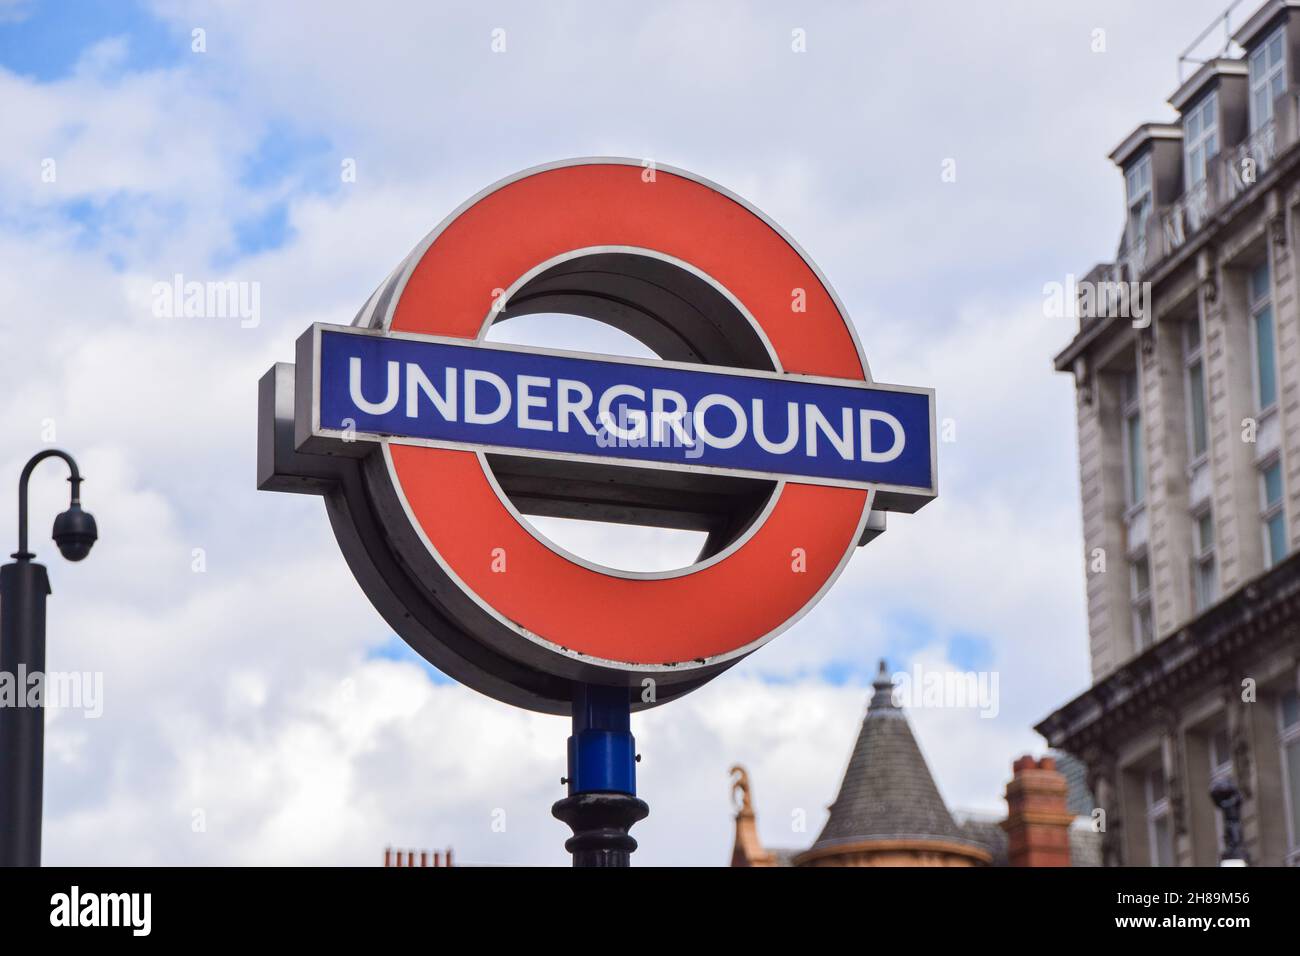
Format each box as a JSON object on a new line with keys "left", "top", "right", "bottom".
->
{"left": 551, "top": 684, "right": 649, "bottom": 866}
{"left": 566, "top": 683, "right": 636, "bottom": 796}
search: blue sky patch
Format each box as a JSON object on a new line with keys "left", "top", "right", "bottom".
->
{"left": 230, "top": 200, "right": 292, "bottom": 258}
{"left": 240, "top": 124, "right": 335, "bottom": 191}
{"left": 366, "top": 634, "right": 456, "bottom": 685}
{"left": 947, "top": 632, "right": 994, "bottom": 672}
{"left": 0, "top": 0, "right": 181, "bottom": 81}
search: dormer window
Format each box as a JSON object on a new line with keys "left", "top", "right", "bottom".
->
{"left": 1249, "top": 25, "right": 1287, "bottom": 132}
{"left": 1125, "top": 153, "right": 1152, "bottom": 247}
{"left": 1183, "top": 92, "right": 1218, "bottom": 186}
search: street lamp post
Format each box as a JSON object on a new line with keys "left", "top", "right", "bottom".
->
{"left": 0, "top": 450, "right": 97, "bottom": 867}
{"left": 1210, "top": 778, "right": 1249, "bottom": 866}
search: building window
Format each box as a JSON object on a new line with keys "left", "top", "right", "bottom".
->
{"left": 1131, "top": 553, "right": 1153, "bottom": 650}
{"left": 1249, "top": 26, "right": 1287, "bottom": 132}
{"left": 1122, "top": 368, "right": 1145, "bottom": 509}
{"left": 1193, "top": 508, "right": 1217, "bottom": 611}
{"left": 1184, "top": 91, "right": 1218, "bottom": 186}
{"left": 1280, "top": 690, "right": 1300, "bottom": 864}
{"left": 1210, "top": 725, "right": 1233, "bottom": 784}
{"left": 1262, "top": 459, "right": 1287, "bottom": 568}
{"left": 1250, "top": 262, "right": 1278, "bottom": 411}
{"left": 1125, "top": 154, "right": 1153, "bottom": 251}
{"left": 1184, "top": 318, "right": 1208, "bottom": 461}
{"left": 1146, "top": 766, "right": 1174, "bottom": 866}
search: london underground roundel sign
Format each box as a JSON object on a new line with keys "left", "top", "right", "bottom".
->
{"left": 258, "top": 159, "right": 936, "bottom": 714}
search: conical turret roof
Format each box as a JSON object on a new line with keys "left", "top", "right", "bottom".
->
{"left": 807, "top": 661, "right": 973, "bottom": 852}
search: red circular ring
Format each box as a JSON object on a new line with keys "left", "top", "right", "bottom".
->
{"left": 385, "top": 162, "right": 870, "bottom": 666}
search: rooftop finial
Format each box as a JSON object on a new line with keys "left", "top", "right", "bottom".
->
{"left": 869, "top": 659, "right": 898, "bottom": 711}
{"left": 729, "top": 764, "right": 754, "bottom": 815}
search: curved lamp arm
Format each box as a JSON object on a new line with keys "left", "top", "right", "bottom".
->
{"left": 15, "top": 449, "right": 84, "bottom": 560}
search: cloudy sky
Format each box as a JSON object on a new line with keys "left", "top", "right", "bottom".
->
{"left": 0, "top": 0, "right": 1232, "bottom": 865}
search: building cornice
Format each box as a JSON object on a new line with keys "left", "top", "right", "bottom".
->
{"left": 793, "top": 837, "right": 992, "bottom": 867}
{"left": 1035, "top": 552, "right": 1300, "bottom": 752}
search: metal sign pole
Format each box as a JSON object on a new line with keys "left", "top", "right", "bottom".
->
{"left": 551, "top": 684, "right": 648, "bottom": 866}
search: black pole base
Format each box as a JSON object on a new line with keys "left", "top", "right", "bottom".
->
{"left": 551, "top": 792, "right": 649, "bottom": 867}
{"left": 0, "top": 560, "right": 50, "bottom": 868}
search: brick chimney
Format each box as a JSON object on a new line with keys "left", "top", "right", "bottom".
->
{"left": 1001, "top": 755, "right": 1075, "bottom": 867}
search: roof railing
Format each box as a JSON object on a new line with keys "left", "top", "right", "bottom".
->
{"left": 1178, "top": 0, "right": 1249, "bottom": 83}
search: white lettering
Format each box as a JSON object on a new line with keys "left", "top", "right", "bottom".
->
{"left": 349, "top": 358, "right": 400, "bottom": 415}
{"left": 464, "top": 370, "right": 511, "bottom": 424}
{"left": 694, "top": 394, "right": 746, "bottom": 449}
{"left": 516, "top": 375, "right": 552, "bottom": 431}
{"left": 50, "top": 886, "right": 151, "bottom": 937}
{"left": 805, "top": 406, "right": 853, "bottom": 460}
{"left": 753, "top": 399, "right": 799, "bottom": 454}
{"left": 860, "top": 409, "right": 906, "bottom": 462}
{"left": 598, "top": 385, "right": 647, "bottom": 441}
{"left": 557, "top": 379, "right": 598, "bottom": 435}
{"left": 651, "top": 388, "right": 693, "bottom": 447}
{"left": 406, "top": 365, "right": 456, "bottom": 420}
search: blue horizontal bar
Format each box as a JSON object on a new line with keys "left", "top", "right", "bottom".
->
{"left": 316, "top": 327, "right": 934, "bottom": 491}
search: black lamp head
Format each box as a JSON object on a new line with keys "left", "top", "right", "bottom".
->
{"left": 52, "top": 502, "right": 97, "bottom": 561}
{"left": 1210, "top": 777, "right": 1241, "bottom": 810}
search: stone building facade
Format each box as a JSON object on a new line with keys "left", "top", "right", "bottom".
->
{"left": 1039, "top": 0, "right": 1300, "bottom": 866}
